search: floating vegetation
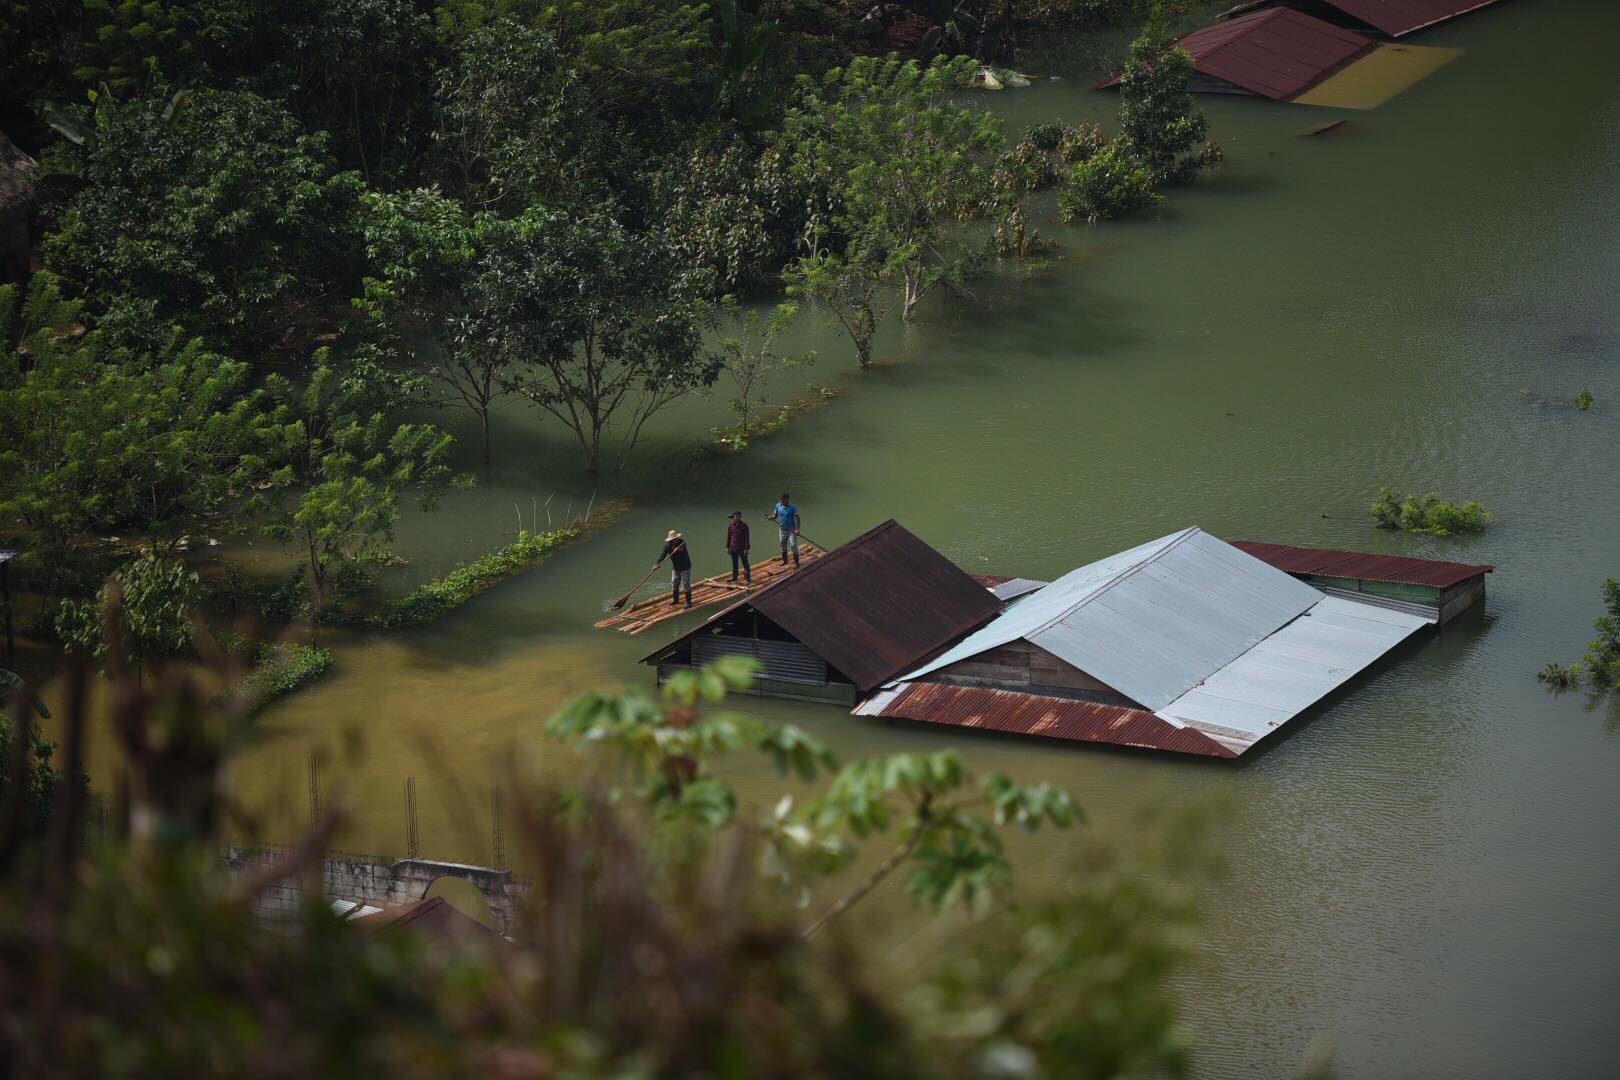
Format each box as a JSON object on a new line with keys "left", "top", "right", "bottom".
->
{"left": 1370, "top": 488, "right": 1491, "bottom": 536}
{"left": 706, "top": 384, "right": 842, "bottom": 456}
{"left": 371, "top": 528, "right": 582, "bottom": 629}
{"left": 1575, "top": 387, "right": 1594, "bottom": 410}
{"left": 238, "top": 643, "right": 334, "bottom": 712}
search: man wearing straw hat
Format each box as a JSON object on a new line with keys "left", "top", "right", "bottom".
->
{"left": 657, "top": 530, "right": 692, "bottom": 607}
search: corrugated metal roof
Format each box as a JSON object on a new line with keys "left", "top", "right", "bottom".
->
{"left": 643, "top": 520, "right": 1002, "bottom": 693}
{"left": 989, "top": 577, "right": 1048, "bottom": 601}
{"left": 899, "top": 527, "right": 1322, "bottom": 712}
{"left": 1156, "top": 594, "right": 1429, "bottom": 753}
{"left": 1309, "top": 0, "right": 1505, "bottom": 38}
{"left": 1227, "top": 540, "right": 1493, "bottom": 588}
{"left": 854, "top": 682, "right": 1237, "bottom": 759}
{"left": 1096, "top": 6, "right": 1373, "bottom": 100}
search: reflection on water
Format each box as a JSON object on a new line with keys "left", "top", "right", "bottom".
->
{"left": 41, "top": 1, "right": 1620, "bottom": 1076}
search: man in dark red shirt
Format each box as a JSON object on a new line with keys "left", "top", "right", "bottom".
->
{"left": 725, "top": 511, "right": 751, "bottom": 585}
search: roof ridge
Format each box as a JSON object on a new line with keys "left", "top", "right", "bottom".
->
{"left": 750, "top": 518, "right": 897, "bottom": 603}
{"left": 1024, "top": 526, "right": 1203, "bottom": 639}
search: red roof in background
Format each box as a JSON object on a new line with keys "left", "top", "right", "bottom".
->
{"left": 1097, "top": 6, "right": 1372, "bottom": 100}
{"left": 1228, "top": 540, "right": 1493, "bottom": 588}
{"left": 645, "top": 521, "right": 1002, "bottom": 693}
{"left": 1306, "top": 0, "right": 1505, "bottom": 38}
{"left": 355, "top": 896, "right": 506, "bottom": 944}
{"left": 855, "top": 683, "right": 1237, "bottom": 759}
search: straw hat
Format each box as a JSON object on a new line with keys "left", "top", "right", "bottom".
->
{"left": 666, "top": 530, "right": 681, "bottom": 541}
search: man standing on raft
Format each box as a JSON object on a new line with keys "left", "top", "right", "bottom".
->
{"left": 768, "top": 493, "right": 801, "bottom": 568}
{"left": 657, "top": 530, "right": 692, "bottom": 607}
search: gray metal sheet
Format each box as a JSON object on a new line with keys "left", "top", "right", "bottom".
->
{"left": 1156, "top": 595, "right": 1428, "bottom": 751}
{"left": 989, "top": 577, "right": 1048, "bottom": 601}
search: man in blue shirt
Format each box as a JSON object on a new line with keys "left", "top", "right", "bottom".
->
{"left": 768, "top": 493, "right": 801, "bottom": 567}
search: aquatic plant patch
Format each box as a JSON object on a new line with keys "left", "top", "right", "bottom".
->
{"left": 239, "top": 642, "right": 334, "bottom": 712}
{"left": 370, "top": 527, "right": 580, "bottom": 629}
{"left": 1370, "top": 487, "right": 1491, "bottom": 536}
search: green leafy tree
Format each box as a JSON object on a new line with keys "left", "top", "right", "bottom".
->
{"left": 0, "top": 276, "right": 279, "bottom": 594}
{"left": 1116, "top": 13, "right": 1219, "bottom": 186}
{"left": 548, "top": 656, "right": 1080, "bottom": 939}
{"left": 55, "top": 553, "right": 201, "bottom": 678}
{"left": 44, "top": 83, "right": 365, "bottom": 354}
{"left": 485, "top": 209, "right": 716, "bottom": 473}
{"left": 784, "top": 235, "right": 890, "bottom": 369}
{"left": 1583, "top": 579, "right": 1620, "bottom": 693}
{"left": 712, "top": 297, "right": 814, "bottom": 432}
{"left": 776, "top": 54, "right": 1005, "bottom": 323}
{"left": 429, "top": 18, "right": 591, "bottom": 212}
{"left": 0, "top": 681, "right": 62, "bottom": 842}
{"left": 359, "top": 188, "right": 518, "bottom": 466}
{"left": 257, "top": 361, "right": 467, "bottom": 617}
{"left": 1058, "top": 139, "right": 1161, "bottom": 224}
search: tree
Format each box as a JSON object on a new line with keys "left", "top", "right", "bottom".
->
{"left": 775, "top": 54, "right": 1004, "bottom": 323}
{"left": 1116, "top": 13, "right": 1220, "bottom": 186}
{"left": 712, "top": 298, "right": 814, "bottom": 432}
{"left": 257, "top": 361, "right": 467, "bottom": 618}
{"left": 359, "top": 188, "right": 519, "bottom": 467}
{"left": 548, "top": 656, "right": 1080, "bottom": 939}
{"left": 0, "top": 672, "right": 59, "bottom": 844}
{"left": 429, "top": 18, "right": 590, "bottom": 213}
{"left": 1057, "top": 140, "right": 1161, "bottom": 224}
{"left": 44, "top": 82, "right": 365, "bottom": 354}
{"left": 486, "top": 209, "right": 716, "bottom": 473}
{"left": 55, "top": 553, "right": 200, "bottom": 679}
{"left": 784, "top": 236, "right": 889, "bottom": 369}
{"left": 0, "top": 275, "right": 279, "bottom": 595}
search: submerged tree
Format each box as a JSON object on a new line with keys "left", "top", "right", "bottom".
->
{"left": 55, "top": 553, "right": 200, "bottom": 679}
{"left": 488, "top": 209, "right": 716, "bottom": 473}
{"left": 776, "top": 54, "right": 1004, "bottom": 324}
{"left": 713, "top": 298, "right": 815, "bottom": 432}
{"left": 256, "top": 361, "right": 466, "bottom": 618}
{"left": 1116, "top": 14, "right": 1221, "bottom": 186}
{"left": 784, "top": 234, "right": 889, "bottom": 370}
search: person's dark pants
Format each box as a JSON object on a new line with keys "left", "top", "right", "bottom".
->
{"left": 671, "top": 568, "right": 691, "bottom": 606}
{"left": 729, "top": 549, "right": 751, "bottom": 584}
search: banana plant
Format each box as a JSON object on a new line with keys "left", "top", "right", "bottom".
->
{"left": 912, "top": 0, "right": 982, "bottom": 57}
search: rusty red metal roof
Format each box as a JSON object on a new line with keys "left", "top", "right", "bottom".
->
{"left": 355, "top": 896, "right": 505, "bottom": 944}
{"left": 1096, "top": 6, "right": 1373, "bottom": 100}
{"left": 1228, "top": 540, "right": 1493, "bottom": 588}
{"left": 1296, "top": 1, "right": 1505, "bottom": 38}
{"left": 855, "top": 683, "right": 1237, "bottom": 759}
{"left": 644, "top": 521, "right": 1002, "bottom": 693}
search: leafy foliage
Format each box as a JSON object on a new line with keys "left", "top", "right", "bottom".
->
{"left": 1537, "top": 661, "right": 1582, "bottom": 689}
{"left": 256, "top": 361, "right": 469, "bottom": 615}
{"left": 0, "top": 276, "right": 279, "bottom": 592}
{"left": 236, "top": 642, "right": 335, "bottom": 712}
{"left": 1575, "top": 387, "right": 1594, "bottom": 410}
{"left": 1058, "top": 140, "right": 1161, "bottom": 224}
{"left": 0, "top": 699, "right": 65, "bottom": 842}
{"left": 371, "top": 527, "right": 582, "bottom": 629}
{"left": 44, "top": 83, "right": 366, "bottom": 354}
{"left": 1583, "top": 579, "right": 1620, "bottom": 693}
{"left": 1370, "top": 487, "right": 1492, "bottom": 536}
{"left": 55, "top": 553, "right": 201, "bottom": 673}
{"left": 712, "top": 297, "right": 815, "bottom": 431}
{"left": 1116, "top": 14, "right": 1219, "bottom": 186}
{"left": 776, "top": 54, "right": 1005, "bottom": 323}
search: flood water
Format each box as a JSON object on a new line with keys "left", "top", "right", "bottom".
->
{"left": 43, "top": 1, "right": 1620, "bottom": 1076}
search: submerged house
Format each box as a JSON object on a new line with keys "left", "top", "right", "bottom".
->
{"left": 858, "top": 527, "right": 1485, "bottom": 758}
{"left": 1219, "top": 1, "right": 1507, "bottom": 39}
{"left": 641, "top": 520, "right": 1002, "bottom": 705}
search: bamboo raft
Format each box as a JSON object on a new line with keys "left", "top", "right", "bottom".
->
{"left": 595, "top": 543, "right": 824, "bottom": 634}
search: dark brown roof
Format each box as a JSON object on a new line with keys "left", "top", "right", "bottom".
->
{"left": 0, "top": 132, "right": 36, "bottom": 213}
{"left": 644, "top": 520, "right": 1002, "bottom": 693}
{"left": 1301, "top": 0, "right": 1505, "bottom": 38}
{"left": 1098, "top": 6, "right": 1373, "bottom": 100}
{"left": 855, "top": 683, "right": 1237, "bottom": 759}
{"left": 1228, "top": 540, "right": 1493, "bottom": 588}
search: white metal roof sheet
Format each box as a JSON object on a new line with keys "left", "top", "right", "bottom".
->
{"left": 1156, "top": 594, "right": 1428, "bottom": 753}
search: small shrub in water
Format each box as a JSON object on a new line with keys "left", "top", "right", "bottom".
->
{"left": 1370, "top": 487, "right": 1491, "bottom": 536}
{"left": 1575, "top": 387, "right": 1594, "bottom": 410}
{"left": 239, "top": 642, "right": 334, "bottom": 710}
{"left": 1536, "top": 662, "right": 1582, "bottom": 689}
{"left": 1058, "top": 140, "right": 1160, "bottom": 225}
{"left": 1583, "top": 579, "right": 1620, "bottom": 693}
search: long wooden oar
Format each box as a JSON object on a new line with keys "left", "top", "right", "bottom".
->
{"left": 611, "top": 540, "right": 685, "bottom": 609}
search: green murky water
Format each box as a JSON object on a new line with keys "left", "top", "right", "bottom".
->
{"left": 44, "top": 1, "right": 1620, "bottom": 1075}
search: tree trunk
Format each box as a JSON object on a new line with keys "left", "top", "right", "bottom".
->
{"left": 479, "top": 405, "right": 492, "bottom": 468}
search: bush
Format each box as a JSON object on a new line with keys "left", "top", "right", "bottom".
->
{"left": 238, "top": 642, "right": 334, "bottom": 711}
{"left": 370, "top": 527, "right": 580, "bottom": 629}
{"left": 1575, "top": 387, "right": 1594, "bottom": 410}
{"left": 1536, "top": 662, "right": 1582, "bottom": 689}
{"left": 1370, "top": 487, "right": 1492, "bottom": 536}
{"left": 1058, "top": 140, "right": 1161, "bottom": 225}
{"left": 1584, "top": 579, "right": 1620, "bottom": 693}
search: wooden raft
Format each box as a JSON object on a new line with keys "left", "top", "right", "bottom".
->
{"left": 595, "top": 543, "right": 823, "bottom": 634}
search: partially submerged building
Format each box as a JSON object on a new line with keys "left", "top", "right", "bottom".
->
{"left": 1220, "top": 1, "right": 1507, "bottom": 39}
{"left": 641, "top": 520, "right": 1002, "bottom": 705}
{"left": 858, "top": 527, "right": 1483, "bottom": 758}
{"left": 643, "top": 523, "right": 1490, "bottom": 760}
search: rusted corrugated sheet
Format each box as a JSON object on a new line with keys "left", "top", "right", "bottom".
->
{"left": 855, "top": 683, "right": 1237, "bottom": 759}
{"left": 1228, "top": 540, "right": 1493, "bottom": 588}
{"left": 643, "top": 521, "right": 1001, "bottom": 693}
{"left": 1309, "top": 0, "right": 1505, "bottom": 38}
{"left": 1096, "top": 7, "right": 1373, "bottom": 100}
